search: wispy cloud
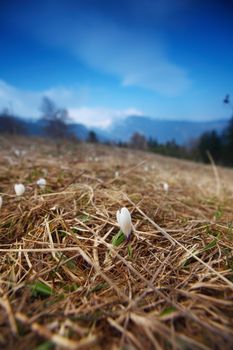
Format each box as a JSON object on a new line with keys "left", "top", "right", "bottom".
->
{"left": 0, "top": 80, "right": 142, "bottom": 127}
{"left": 6, "top": 1, "right": 191, "bottom": 96}
{"left": 74, "top": 21, "right": 190, "bottom": 95}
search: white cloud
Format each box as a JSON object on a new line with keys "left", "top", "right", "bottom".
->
{"left": 0, "top": 80, "right": 41, "bottom": 118}
{"left": 0, "top": 80, "right": 142, "bottom": 127}
{"left": 0, "top": 80, "right": 86, "bottom": 118}
{"left": 69, "top": 107, "right": 143, "bottom": 128}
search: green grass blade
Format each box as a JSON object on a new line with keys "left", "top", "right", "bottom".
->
{"left": 112, "top": 230, "right": 125, "bottom": 246}
{"left": 33, "top": 341, "right": 54, "bottom": 350}
{"left": 160, "top": 307, "right": 176, "bottom": 317}
{"left": 202, "top": 239, "right": 217, "bottom": 252}
{"left": 30, "top": 280, "right": 53, "bottom": 297}
{"left": 127, "top": 244, "right": 132, "bottom": 258}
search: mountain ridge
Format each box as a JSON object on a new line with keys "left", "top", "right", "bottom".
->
{"left": 102, "top": 115, "right": 228, "bottom": 144}
{"left": 2, "top": 115, "right": 228, "bottom": 145}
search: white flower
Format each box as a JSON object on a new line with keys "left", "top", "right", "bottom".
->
{"left": 0, "top": 196, "right": 2, "bottom": 209}
{"left": 14, "top": 184, "right": 25, "bottom": 196}
{"left": 37, "top": 178, "right": 46, "bottom": 189}
{"left": 13, "top": 148, "right": 26, "bottom": 157}
{"left": 163, "top": 182, "right": 169, "bottom": 192}
{"left": 13, "top": 148, "right": 21, "bottom": 157}
{"left": 115, "top": 171, "right": 119, "bottom": 178}
{"left": 116, "top": 207, "right": 132, "bottom": 238}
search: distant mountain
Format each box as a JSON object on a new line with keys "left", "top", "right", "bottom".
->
{"left": 104, "top": 116, "right": 228, "bottom": 144}
{"left": 3, "top": 115, "right": 228, "bottom": 145}
{"left": 68, "top": 123, "right": 89, "bottom": 140}
{"left": 24, "top": 119, "right": 46, "bottom": 136}
{"left": 22, "top": 119, "right": 89, "bottom": 140}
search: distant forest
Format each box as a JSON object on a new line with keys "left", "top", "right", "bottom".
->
{"left": 0, "top": 95, "right": 233, "bottom": 167}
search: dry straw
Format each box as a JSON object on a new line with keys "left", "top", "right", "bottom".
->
{"left": 0, "top": 136, "right": 233, "bottom": 350}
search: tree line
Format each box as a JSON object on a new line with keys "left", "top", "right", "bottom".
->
{"left": 128, "top": 114, "right": 233, "bottom": 166}
{"left": 0, "top": 97, "right": 99, "bottom": 144}
{"left": 1, "top": 95, "right": 233, "bottom": 166}
{"left": 196, "top": 94, "right": 233, "bottom": 166}
{"left": 120, "top": 95, "right": 233, "bottom": 166}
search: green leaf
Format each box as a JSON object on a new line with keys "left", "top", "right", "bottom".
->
{"left": 202, "top": 239, "right": 217, "bottom": 252}
{"left": 127, "top": 244, "right": 132, "bottom": 258}
{"left": 33, "top": 341, "right": 54, "bottom": 350}
{"left": 30, "top": 281, "right": 53, "bottom": 297}
{"left": 214, "top": 208, "right": 223, "bottom": 220}
{"left": 112, "top": 230, "right": 125, "bottom": 246}
{"left": 160, "top": 307, "right": 176, "bottom": 317}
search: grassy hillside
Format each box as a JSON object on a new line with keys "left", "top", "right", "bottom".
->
{"left": 0, "top": 137, "right": 233, "bottom": 350}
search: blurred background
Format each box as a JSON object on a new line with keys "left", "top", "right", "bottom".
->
{"left": 0, "top": 0, "right": 233, "bottom": 165}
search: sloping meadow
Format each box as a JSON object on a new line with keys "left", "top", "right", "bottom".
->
{"left": 0, "top": 137, "right": 233, "bottom": 350}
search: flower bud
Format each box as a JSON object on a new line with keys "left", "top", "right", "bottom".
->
{"left": 116, "top": 207, "right": 132, "bottom": 238}
{"left": 14, "top": 184, "right": 25, "bottom": 196}
{"left": 37, "top": 178, "right": 46, "bottom": 189}
{"left": 163, "top": 182, "right": 169, "bottom": 192}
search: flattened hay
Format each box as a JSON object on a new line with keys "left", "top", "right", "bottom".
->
{"left": 0, "top": 137, "right": 233, "bottom": 350}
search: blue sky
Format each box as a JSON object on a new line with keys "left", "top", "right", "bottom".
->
{"left": 0, "top": 0, "right": 233, "bottom": 127}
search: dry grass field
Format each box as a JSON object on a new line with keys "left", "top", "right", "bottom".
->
{"left": 0, "top": 136, "right": 233, "bottom": 350}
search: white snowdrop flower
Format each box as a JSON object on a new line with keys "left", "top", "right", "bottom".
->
{"left": 14, "top": 184, "right": 25, "bottom": 196}
{"left": 115, "top": 171, "right": 119, "bottom": 177}
{"left": 163, "top": 182, "right": 169, "bottom": 192}
{"left": 116, "top": 207, "right": 132, "bottom": 238}
{"left": 144, "top": 166, "right": 149, "bottom": 172}
{"left": 0, "top": 196, "right": 2, "bottom": 209}
{"left": 13, "top": 148, "right": 21, "bottom": 157}
{"left": 37, "top": 178, "right": 46, "bottom": 189}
